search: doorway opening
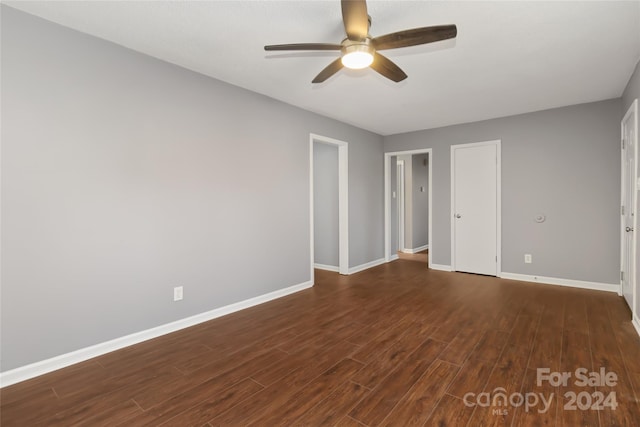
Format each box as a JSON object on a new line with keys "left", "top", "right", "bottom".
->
{"left": 310, "top": 134, "right": 349, "bottom": 282}
{"left": 384, "top": 149, "right": 432, "bottom": 269}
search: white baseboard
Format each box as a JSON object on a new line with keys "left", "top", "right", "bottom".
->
{"left": 500, "top": 272, "right": 619, "bottom": 293}
{"left": 349, "top": 258, "right": 386, "bottom": 274}
{"left": 314, "top": 263, "right": 340, "bottom": 273}
{"left": 389, "top": 254, "right": 399, "bottom": 261}
{"left": 633, "top": 316, "right": 640, "bottom": 338}
{"left": 403, "top": 244, "right": 429, "bottom": 254}
{"left": 430, "top": 264, "right": 452, "bottom": 272}
{"left": 0, "top": 280, "right": 313, "bottom": 388}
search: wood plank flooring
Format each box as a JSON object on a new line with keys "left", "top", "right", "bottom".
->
{"left": 2, "top": 256, "right": 640, "bottom": 426}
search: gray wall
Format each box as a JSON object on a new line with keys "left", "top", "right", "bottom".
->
{"left": 623, "top": 59, "right": 640, "bottom": 115}
{"left": 313, "top": 143, "right": 339, "bottom": 267}
{"left": 1, "top": 6, "right": 384, "bottom": 371}
{"left": 384, "top": 99, "right": 621, "bottom": 283}
{"left": 411, "top": 154, "right": 429, "bottom": 249}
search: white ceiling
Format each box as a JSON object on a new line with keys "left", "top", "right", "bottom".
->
{"left": 6, "top": 1, "right": 640, "bottom": 135}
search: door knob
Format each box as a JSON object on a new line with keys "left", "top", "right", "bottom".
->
{"left": 455, "top": 214, "right": 462, "bottom": 219}
{"left": 626, "top": 226, "right": 634, "bottom": 232}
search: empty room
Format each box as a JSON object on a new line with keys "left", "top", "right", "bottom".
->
{"left": 2, "top": 1, "right": 640, "bottom": 426}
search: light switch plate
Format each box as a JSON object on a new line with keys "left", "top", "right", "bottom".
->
{"left": 173, "top": 286, "right": 183, "bottom": 301}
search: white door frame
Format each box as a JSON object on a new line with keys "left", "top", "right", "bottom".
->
{"left": 397, "top": 160, "right": 406, "bottom": 252}
{"left": 310, "top": 133, "right": 349, "bottom": 280}
{"left": 621, "top": 99, "right": 638, "bottom": 310}
{"left": 450, "top": 140, "right": 502, "bottom": 275}
{"left": 384, "top": 149, "right": 432, "bottom": 268}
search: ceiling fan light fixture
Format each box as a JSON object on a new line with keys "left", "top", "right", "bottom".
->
{"left": 264, "top": 0, "right": 458, "bottom": 83}
{"left": 341, "top": 43, "right": 374, "bottom": 69}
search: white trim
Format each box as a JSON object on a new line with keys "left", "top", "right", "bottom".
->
{"left": 310, "top": 134, "right": 349, "bottom": 278}
{"left": 310, "top": 137, "right": 314, "bottom": 282}
{"left": 0, "top": 279, "right": 313, "bottom": 388}
{"left": 633, "top": 315, "right": 640, "bottom": 338}
{"left": 385, "top": 155, "right": 391, "bottom": 260}
{"left": 403, "top": 244, "right": 429, "bottom": 254}
{"left": 450, "top": 140, "right": 502, "bottom": 276}
{"left": 397, "top": 160, "right": 406, "bottom": 253}
{"left": 385, "top": 149, "right": 432, "bottom": 269}
{"left": 389, "top": 254, "right": 399, "bottom": 261}
{"left": 430, "top": 264, "right": 453, "bottom": 272}
{"left": 497, "top": 144, "right": 502, "bottom": 275}
{"left": 428, "top": 153, "right": 432, "bottom": 270}
{"left": 619, "top": 108, "right": 622, "bottom": 297}
{"left": 314, "top": 263, "right": 340, "bottom": 272}
{"left": 500, "top": 272, "right": 618, "bottom": 293}
{"left": 348, "top": 258, "right": 386, "bottom": 274}
{"left": 338, "top": 143, "right": 349, "bottom": 275}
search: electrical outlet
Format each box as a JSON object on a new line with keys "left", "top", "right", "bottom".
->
{"left": 173, "top": 286, "right": 183, "bottom": 301}
{"left": 524, "top": 254, "right": 532, "bottom": 264}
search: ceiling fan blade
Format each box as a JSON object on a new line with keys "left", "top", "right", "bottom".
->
{"left": 341, "top": 0, "right": 369, "bottom": 40}
{"left": 370, "top": 53, "right": 407, "bottom": 82}
{"left": 265, "top": 43, "right": 342, "bottom": 51}
{"left": 372, "top": 25, "right": 457, "bottom": 50}
{"left": 312, "top": 58, "right": 344, "bottom": 83}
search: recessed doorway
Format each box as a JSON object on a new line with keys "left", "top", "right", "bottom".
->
{"left": 384, "top": 149, "right": 432, "bottom": 269}
{"left": 310, "top": 133, "right": 349, "bottom": 281}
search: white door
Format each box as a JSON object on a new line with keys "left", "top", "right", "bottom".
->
{"left": 622, "top": 100, "right": 638, "bottom": 309}
{"left": 452, "top": 141, "right": 500, "bottom": 275}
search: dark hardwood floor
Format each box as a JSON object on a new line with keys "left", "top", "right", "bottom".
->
{"left": 2, "top": 257, "right": 640, "bottom": 426}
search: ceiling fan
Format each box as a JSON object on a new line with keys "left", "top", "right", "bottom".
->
{"left": 264, "top": 0, "right": 457, "bottom": 83}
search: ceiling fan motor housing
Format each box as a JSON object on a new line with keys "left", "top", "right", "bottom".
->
{"left": 342, "top": 37, "right": 374, "bottom": 55}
